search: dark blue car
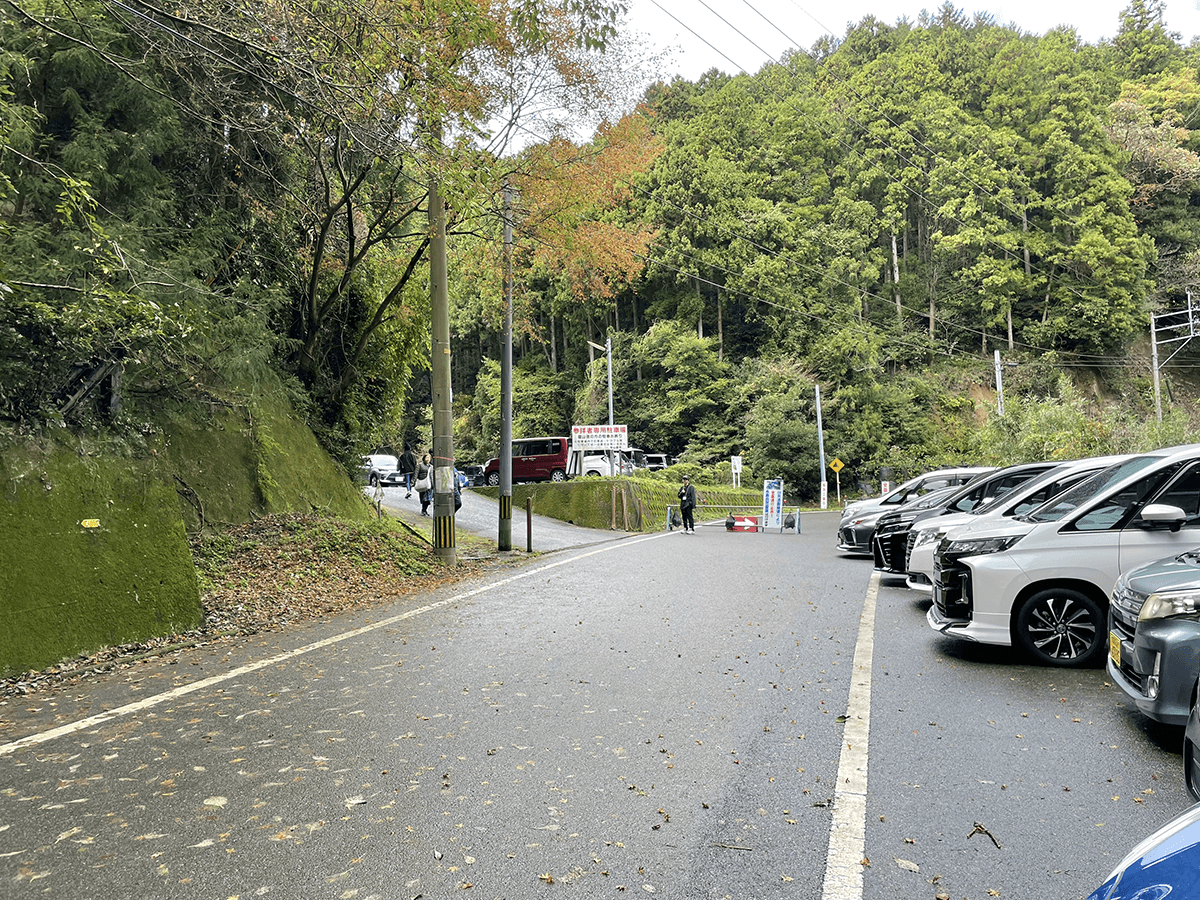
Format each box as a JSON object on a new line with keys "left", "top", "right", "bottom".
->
{"left": 1086, "top": 803, "right": 1200, "bottom": 899}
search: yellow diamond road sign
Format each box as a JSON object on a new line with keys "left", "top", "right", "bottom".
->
{"left": 829, "top": 458, "right": 844, "bottom": 473}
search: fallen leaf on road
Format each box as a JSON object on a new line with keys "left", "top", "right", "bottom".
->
{"left": 895, "top": 858, "right": 919, "bottom": 873}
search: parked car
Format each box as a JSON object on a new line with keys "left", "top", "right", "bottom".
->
{"left": 360, "top": 454, "right": 405, "bottom": 488}
{"left": 461, "top": 464, "right": 486, "bottom": 487}
{"left": 928, "top": 445, "right": 1200, "bottom": 667}
{"left": 644, "top": 453, "right": 671, "bottom": 471}
{"left": 1186, "top": 685, "right": 1200, "bottom": 800}
{"left": 575, "top": 449, "right": 633, "bottom": 477}
{"left": 482, "top": 436, "right": 570, "bottom": 486}
{"left": 837, "top": 466, "right": 995, "bottom": 555}
{"left": 872, "top": 462, "right": 1057, "bottom": 575}
{"left": 905, "top": 456, "right": 1131, "bottom": 592}
{"left": 1084, "top": 802, "right": 1200, "bottom": 900}
{"left": 1109, "top": 548, "right": 1200, "bottom": 725}
{"left": 871, "top": 485, "right": 968, "bottom": 573}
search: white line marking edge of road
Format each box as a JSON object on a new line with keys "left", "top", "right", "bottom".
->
{"left": 0, "top": 531, "right": 673, "bottom": 758}
{"left": 820, "top": 569, "right": 878, "bottom": 900}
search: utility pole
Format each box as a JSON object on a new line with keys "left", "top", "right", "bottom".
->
{"left": 994, "top": 349, "right": 1005, "bottom": 417}
{"left": 428, "top": 125, "right": 456, "bottom": 565}
{"left": 586, "top": 338, "right": 616, "bottom": 474}
{"left": 499, "top": 181, "right": 514, "bottom": 550}
{"left": 815, "top": 384, "right": 827, "bottom": 510}
{"left": 1149, "top": 291, "right": 1200, "bottom": 424}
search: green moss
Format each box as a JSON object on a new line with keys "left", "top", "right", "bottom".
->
{"left": 0, "top": 374, "right": 376, "bottom": 676}
{"left": 0, "top": 444, "right": 202, "bottom": 676}
{"left": 158, "top": 390, "right": 372, "bottom": 529}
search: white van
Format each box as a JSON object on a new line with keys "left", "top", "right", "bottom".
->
{"left": 573, "top": 449, "right": 633, "bottom": 477}
{"left": 928, "top": 445, "right": 1200, "bottom": 667}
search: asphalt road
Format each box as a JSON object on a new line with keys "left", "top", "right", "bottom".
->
{"left": 377, "top": 484, "right": 622, "bottom": 552}
{"left": 0, "top": 510, "right": 1193, "bottom": 899}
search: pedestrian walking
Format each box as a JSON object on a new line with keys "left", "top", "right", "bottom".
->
{"left": 678, "top": 474, "right": 696, "bottom": 534}
{"left": 415, "top": 451, "right": 433, "bottom": 516}
{"left": 398, "top": 444, "right": 417, "bottom": 498}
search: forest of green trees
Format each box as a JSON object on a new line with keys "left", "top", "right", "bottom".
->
{"left": 4, "top": 0, "right": 1200, "bottom": 498}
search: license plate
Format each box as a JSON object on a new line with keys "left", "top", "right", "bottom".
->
{"left": 1109, "top": 631, "right": 1121, "bottom": 667}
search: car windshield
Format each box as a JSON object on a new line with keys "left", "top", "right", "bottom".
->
{"left": 971, "top": 465, "right": 1065, "bottom": 516}
{"left": 935, "top": 467, "right": 1024, "bottom": 515}
{"left": 883, "top": 473, "right": 962, "bottom": 505}
{"left": 909, "top": 484, "right": 962, "bottom": 510}
{"left": 1021, "top": 456, "right": 1163, "bottom": 523}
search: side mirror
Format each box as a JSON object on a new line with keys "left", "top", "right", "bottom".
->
{"left": 1140, "top": 503, "right": 1188, "bottom": 532}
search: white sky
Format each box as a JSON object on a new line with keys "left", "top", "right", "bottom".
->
{"left": 626, "top": 0, "right": 1200, "bottom": 83}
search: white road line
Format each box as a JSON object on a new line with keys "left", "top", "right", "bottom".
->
{"left": 820, "top": 569, "right": 879, "bottom": 900}
{"left": 0, "top": 532, "right": 669, "bottom": 758}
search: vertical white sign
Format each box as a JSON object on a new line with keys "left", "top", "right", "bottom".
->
{"left": 762, "top": 479, "right": 783, "bottom": 529}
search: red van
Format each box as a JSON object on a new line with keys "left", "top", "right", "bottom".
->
{"left": 483, "top": 436, "right": 569, "bottom": 485}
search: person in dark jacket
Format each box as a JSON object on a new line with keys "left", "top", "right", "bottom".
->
{"left": 416, "top": 451, "right": 433, "bottom": 516}
{"left": 398, "top": 444, "right": 417, "bottom": 498}
{"left": 678, "top": 475, "right": 696, "bottom": 534}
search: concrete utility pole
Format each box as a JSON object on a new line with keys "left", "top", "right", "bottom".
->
{"left": 815, "top": 384, "right": 827, "bottom": 510}
{"left": 499, "top": 181, "right": 514, "bottom": 551}
{"left": 587, "top": 338, "right": 617, "bottom": 474}
{"left": 994, "top": 349, "right": 1005, "bottom": 417}
{"left": 428, "top": 127, "right": 456, "bottom": 565}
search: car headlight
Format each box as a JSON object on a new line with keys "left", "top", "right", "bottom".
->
{"left": 1138, "top": 590, "right": 1200, "bottom": 622}
{"left": 942, "top": 534, "right": 1023, "bottom": 556}
{"left": 914, "top": 529, "right": 944, "bottom": 549}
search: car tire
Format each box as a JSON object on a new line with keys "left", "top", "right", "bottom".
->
{"left": 369, "top": 474, "right": 379, "bottom": 487}
{"left": 487, "top": 472, "right": 500, "bottom": 487}
{"left": 1186, "top": 682, "right": 1200, "bottom": 802}
{"left": 1014, "top": 587, "right": 1105, "bottom": 667}
{"left": 585, "top": 471, "right": 599, "bottom": 477}
{"left": 550, "top": 469, "right": 566, "bottom": 483}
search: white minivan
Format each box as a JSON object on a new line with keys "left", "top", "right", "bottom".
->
{"left": 927, "top": 445, "right": 1200, "bottom": 667}
{"left": 905, "top": 455, "right": 1131, "bottom": 592}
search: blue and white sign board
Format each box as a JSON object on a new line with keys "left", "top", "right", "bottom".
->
{"left": 571, "top": 424, "right": 628, "bottom": 451}
{"left": 762, "top": 479, "right": 784, "bottom": 529}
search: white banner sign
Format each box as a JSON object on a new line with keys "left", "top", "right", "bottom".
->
{"left": 571, "top": 424, "right": 628, "bottom": 450}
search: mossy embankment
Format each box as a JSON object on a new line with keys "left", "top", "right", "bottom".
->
{"left": 0, "top": 387, "right": 372, "bottom": 678}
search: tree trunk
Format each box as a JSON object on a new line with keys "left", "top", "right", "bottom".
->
{"left": 550, "top": 314, "right": 558, "bottom": 373}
